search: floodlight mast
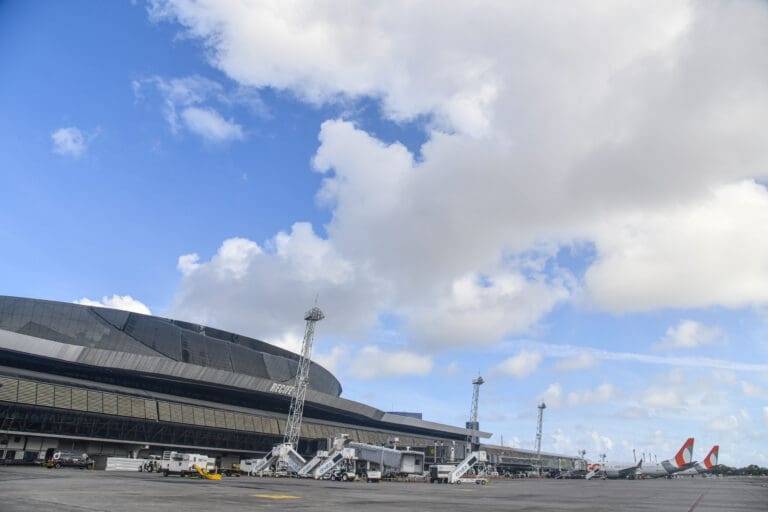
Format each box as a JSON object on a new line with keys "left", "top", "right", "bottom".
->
{"left": 283, "top": 306, "right": 324, "bottom": 449}
{"left": 535, "top": 402, "right": 546, "bottom": 470}
{"left": 466, "top": 375, "right": 484, "bottom": 451}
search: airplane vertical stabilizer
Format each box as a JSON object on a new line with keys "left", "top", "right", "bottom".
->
{"left": 673, "top": 437, "right": 694, "bottom": 468}
{"left": 703, "top": 445, "right": 719, "bottom": 470}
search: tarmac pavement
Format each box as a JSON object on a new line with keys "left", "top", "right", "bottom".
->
{"left": 0, "top": 466, "right": 766, "bottom": 511}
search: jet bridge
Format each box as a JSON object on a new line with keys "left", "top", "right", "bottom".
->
{"left": 349, "top": 442, "right": 402, "bottom": 469}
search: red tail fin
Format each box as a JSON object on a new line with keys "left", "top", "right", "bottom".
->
{"left": 674, "top": 438, "right": 694, "bottom": 467}
{"left": 703, "top": 445, "right": 719, "bottom": 469}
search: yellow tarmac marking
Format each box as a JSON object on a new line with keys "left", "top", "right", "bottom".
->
{"left": 252, "top": 494, "right": 301, "bottom": 500}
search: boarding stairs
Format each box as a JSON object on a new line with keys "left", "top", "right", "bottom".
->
{"left": 449, "top": 451, "right": 488, "bottom": 484}
{"left": 585, "top": 465, "right": 603, "bottom": 480}
{"left": 298, "top": 450, "right": 328, "bottom": 477}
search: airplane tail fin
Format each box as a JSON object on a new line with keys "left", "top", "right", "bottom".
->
{"left": 703, "top": 445, "right": 719, "bottom": 469}
{"left": 673, "top": 438, "right": 694, "bottom": 468}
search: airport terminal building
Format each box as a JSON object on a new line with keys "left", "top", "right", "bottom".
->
{"left": 0, "top": 296, "right": 577, "bottom": 472}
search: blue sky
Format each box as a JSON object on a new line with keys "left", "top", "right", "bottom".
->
{"left": 2, "top": 1, "right": 768, "bottom": 466}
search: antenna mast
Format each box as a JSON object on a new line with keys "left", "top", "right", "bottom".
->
{"left": 283, "top": 306, "right": 324, "bottom": 448}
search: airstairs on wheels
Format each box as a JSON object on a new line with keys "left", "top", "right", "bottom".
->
{"left": 246, "top": 443, "right": 306, "bottom": 476}
{"left": 585, "top": 464, "right": 603, "bottom": 480}
{"left": 310, "top": 434, "right": 356, "bottom": 479}
{"left": 449, "top": 451, "right": 488, "bottom": 484}
{"left": 298, "top": 450, "right": 328, "bottom": 477}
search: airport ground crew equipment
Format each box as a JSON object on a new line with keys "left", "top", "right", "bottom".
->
{"left": 160, "top": 451, "right": 217, "bottom": 478}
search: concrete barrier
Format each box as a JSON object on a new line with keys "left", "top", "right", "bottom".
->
{"left": 105, "top": 457, "right": 149, "bottom": 471}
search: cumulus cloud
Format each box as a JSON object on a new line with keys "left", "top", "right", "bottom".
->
{"left": 493, "top": 350, "right": 542, "bottom": 379}
{"left": 540, "top": 382, "right": 564, "bottom": 408}
{"left": 707, "top": 415, "right": 739, "bottom": 431}
{"left": 740, "top": 381, "right": 768, "bottom": 399}
{"left": 151, "top": 1, "right": 768, "bottom": 350}
{"left": 74, "top": 295, "right": 151, "bottom": 315}
{"left": 180, "top": 106, "right": 243, "bottom": 142}
{"left": 587, "top": 182, "right": 768, "bottom": 312}
{"left": 539, "top": 382, "right": 615, "bottom": 408}
{"left": 314, "top": 345, "right": 349, "bottom": 375}
{"left": 347, "top": 345, "right": 433, "bottom": 379}
{"left": 568, "top": 383, "right": 615, "bottom": 407}
{"left": 653, "top": 320, "right": 722, "bottom": 350}
{"left": 133, "top": 75, "right": 247, "bottom": 143}
{"left": 51, "top": 127, "right": 88, "bottom": 157}
{"left": 590, "top": 431, "right": 614, "bottom": 453}
{"left": 170, "top": 223, "right": 386, "bottom": 343}
{"left": 641, "top": 387, "right": 684, "bottom": 409}
{"left": 556, "top": 351, "right": 599, "bottom": 371}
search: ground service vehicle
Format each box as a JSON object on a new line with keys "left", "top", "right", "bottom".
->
{"left": 160, "top": 451, "right": 217, "bottom": 478}
{"left": 45, "top": 450, "right": 93, "bottom": 469}
{"left": 430, "top": 464, "right": 456, "bottom": 483}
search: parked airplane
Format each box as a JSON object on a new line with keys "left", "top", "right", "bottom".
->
{"left": 676, "top": 445, "right": 719, "bottom": 477}
{"left": 585, "top": 459, "right": 642, "bottom": 479}
{"left": 636, "top": 438, "right": 695, "bottom": 478}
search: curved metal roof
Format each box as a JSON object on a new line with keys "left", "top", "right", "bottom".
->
{"left": 0, "top": 296, "right": 341, "bottom": 396}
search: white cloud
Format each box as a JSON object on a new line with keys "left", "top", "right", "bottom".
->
{"left": 712, "top": 369, "right": 738, "bottom": 385}
{"left": 740, "top": 381, "right": 768, "bottom": 399}
{"left": 707, "top": 415, "right": 739, "bottom": 432}
{"left": 442, "top": 362, "right": 461, "bottom": 377}
{"left": 534, "top": 341, "right": 768, "bottom": 373}
{"left": 539, "top": 382, "right": 615, "bottom": 408}
{"left": 568, "top": 383, "right": 615, "bottom": 407}
{"left": 74, "top": 295, "right": 151, "bottom": 315}
{"left": 763, "top": 407, "right": 768, "bottom": 426}
{"left": 493, "top": 350, "right": 542, "bottom": 379}
{"left": 641, "top": 387, "right": 683, "bottom": 409}
{"left": 590, "top": 431, "right": 614, "bottom": 453}
{"left": 180, "top": 106, "right": 243, "bottom": 142}
{"left": 134, "top": 75, "right": 247, "bottom": 143}
{"left": 586, "top": 182, "right": 768, "bottom": 312}
{"left": 268, "top": 331, "right": 303, "bottom": 355}
{"left": 540, "top": 382, "right": 564, "bottom": 409}
{"left": 556, "top": 351, "right": 598, "bottom": 371}
{"left": 347, "top": 345, "right": 432, "bottom": 379}
{"left": 170, "top": 223, "right": 386, "bottom": 343}
{"left": 653, "top": 320, "right": 722, "bottom": 350}
{"left": 314, "top": 345, "right": 349, "bottom": 375}
{"left": 549, "top": 428, "right": 575, "bottom": 454}
{"left": 51, "top": 127, "right": 87, "bottom": 157}
{"left": 152, "top": 1, "right": 768, "bottom": 350}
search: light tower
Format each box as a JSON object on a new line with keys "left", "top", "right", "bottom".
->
{"left": 465, "top": 375, "right": 484, "bottom": 451}
{"left": 535, "top": 402, "right": 546, "bottom": 469}
{"left": 283, "top": 306, "right": 324, "bottom": 449}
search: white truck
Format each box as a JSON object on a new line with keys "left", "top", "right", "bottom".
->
{"left": 160, "top": 451, "right": 216, "bottom": 477}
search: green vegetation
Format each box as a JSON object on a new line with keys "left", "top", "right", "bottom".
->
{"left": 711, "top": 464, "right": 768, "bottom": 476}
